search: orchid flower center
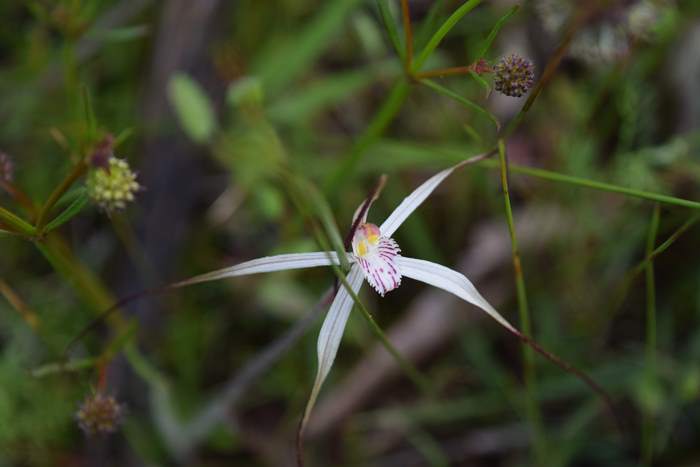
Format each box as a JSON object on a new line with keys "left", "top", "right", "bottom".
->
{"left": 351, "top": 223, "right": 402, "bottom": 296}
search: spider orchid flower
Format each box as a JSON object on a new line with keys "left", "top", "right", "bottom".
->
{"left": 172, "top": 159, "right": 521, "bottom": 430}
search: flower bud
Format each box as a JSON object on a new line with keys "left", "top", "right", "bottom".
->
{"left": 494, "top": 54, "right": 535, "bottom": 98}
{"left": 76, "top": 392, "right": 124, "bottom": 435}
{"left": 86, "top": 157, "right": 141, "bottom": 211}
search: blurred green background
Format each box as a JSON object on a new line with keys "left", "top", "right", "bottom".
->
{"left": 1, "top": 0, "right": 699, "bottom": 465}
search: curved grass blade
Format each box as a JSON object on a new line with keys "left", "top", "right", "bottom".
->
{"left": 414, "top": 0, "right": 483, "bottom": 70}
{"left": 476, "top": 5, "right": 519, "bottom": 59}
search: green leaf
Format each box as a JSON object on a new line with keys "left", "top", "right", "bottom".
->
{"left": 414, "top": 0, "right": 483, "bottom": 71}
{"left": 267, "top": 61, "right": 399, "bottom": 124}
{"left": 254, "top": 0, "right": 365, "bottom": 96}
{"left": 81, "top": 85, "right": 97, "bottom": 141}
{"left": 87, "top": 24, "right": 150, "bottom": 43}
{"left": 227, "top": 76, "right": 264, "bottom": 108}
{"left": 375, "top": 0, "right": 404, "bottom": 61}
{"left": 476, "top": 5, "right": 519, "bottom": 59}
{"left": 44, "top": 190, "right": 89, "bottom": 233}
{"left": 422, "top": 79, "right": 500, "bottom": 131}
{"left": 414, "top": 0, "right": 450, "bottom": 50}
{"left": 468, "top": 69, "right": 491, "bottom": 97}
{"left": 168, "top": 73, "right": 217, "bottom": 144}
{"left": 114, "top": 127, "right": 134, "bottom": 147}
{"left": 0, "top": 205, "right": 36, "bottom": 237}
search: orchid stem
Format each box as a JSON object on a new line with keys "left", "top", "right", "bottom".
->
{"left": 498, "top": 140, "right": 547, "bottom": 462}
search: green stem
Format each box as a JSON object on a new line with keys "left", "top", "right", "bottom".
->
{"left": 498, "top": 140, "right": 546, "bottom": 462}
{"left": 35, "top": 160, "right": 88, "bottom": 232}
{"left": 0, "top": 205, "right": 36, "bottom": 237}
{"left": 642, "top": 204, "right": 660, "bottom": 465}
{"left": 477, "top": 159, "right": 700, "bottom": 210}
{"left": 413, "top": 0, "right": 483, "bottom": 71}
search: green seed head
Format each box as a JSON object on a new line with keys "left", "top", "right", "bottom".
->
{"left": 86, "top": 157, "right": 141, "bottom": 211}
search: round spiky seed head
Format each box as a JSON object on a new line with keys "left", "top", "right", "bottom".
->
{"left": 86, "top": 157, "right": 141, "bottom": 211}
{"left": 0, "top": 152, "right": 13, "bottom": 182}
{"left": 76, "top": 392, "right": 124, "bottom": 435}
{"left": 494, "top": 54, "right": 535, "bottom": 98}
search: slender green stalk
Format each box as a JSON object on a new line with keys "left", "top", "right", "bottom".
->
{"left": 413, "top": 0, "right": 483, "bottom": 71}
{"left": 0, "top": 205, "right": 36, "bottom": 237}
{"left": 498, "top": 140, "right": 546, "bottom": 462}
{"left": 477, "top": 159, "right": 700, "bottom": 210}
{"left": 324, "top": 80, "right": 410, "bottom": 194}
{"left": 642, "top": 204, "right": 660, "bottom": 465}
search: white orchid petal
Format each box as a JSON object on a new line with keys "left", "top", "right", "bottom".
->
{"left": 396, "top": 257, "right": 518, "bottom": 334}
{"left": 302, "top": 266, "right": 364, "bottom": 428}
{"left": 380, "top": 160, "right": 469, "bottom": 238}
{"left": 172, "top": 252, "right": 353, "bottom": 288}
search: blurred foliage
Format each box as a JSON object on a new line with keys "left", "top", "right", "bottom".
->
{"left": 0, "top": 0, "right": 700, "bottom": 466}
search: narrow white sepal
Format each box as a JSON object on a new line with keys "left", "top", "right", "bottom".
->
{"left": 172, "top": 252, "right": 353, "bottom": 288}
{"left": 396, "top": 257, "right": 518, "bottom": 334}
{"left": 301, "top": 266, "right": 365, "bottom": 428}
{"left": 380, "top": 160, "right": 468, "bottom": 238}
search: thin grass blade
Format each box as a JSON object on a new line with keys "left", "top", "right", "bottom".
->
{"left": 375, "top": 0, "right": 404, "bottom": 61}
{"left": 414, "top": 0, "right": 482, "bottom": 70}
{"left": 475, "top": 5, "right": 519, "bottom": 59}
